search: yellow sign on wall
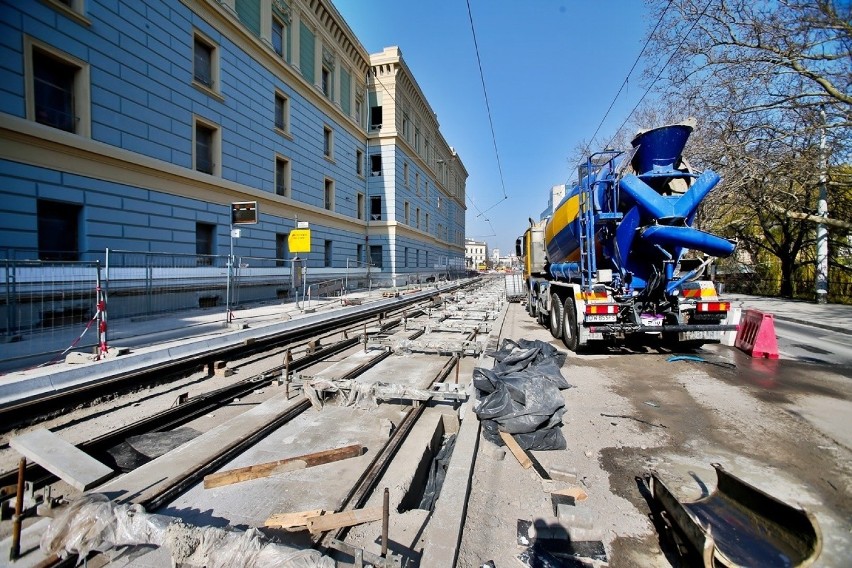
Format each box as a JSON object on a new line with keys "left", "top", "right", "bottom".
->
{"left": 288, "top": 229, "right": 311, "bottom": 253}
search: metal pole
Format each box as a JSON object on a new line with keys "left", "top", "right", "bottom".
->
{"left": 816, "top": 106, "right": 828, "bottom": 304}
{"left": 9, "top": 457, "right": 25, "bottom": 561}
{"left": 381, "top": 487, "right": 389, "bottom": 557}
{"left": 226, "top": 223, "right": 233, "bottom": 323}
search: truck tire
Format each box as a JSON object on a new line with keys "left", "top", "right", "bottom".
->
{"left": 549, "top": 292, "right": 563, "bottom": 339}
{"left": 562, "top": 297, "right": 579, "bottom": 352}
{"left": 527, "top": 289, "right": 537, "bottom": 317}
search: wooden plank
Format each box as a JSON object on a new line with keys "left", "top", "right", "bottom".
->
{"left": 10, "top": 428, "right": 113, "bottom": 491}
{"left": 499, "top": 431, "right": 532, "bottom": 469}
{"left": 204, "top": 443, "right": 363, "bottom": 489}
{"left": 264, "top": 509, "right": 324, "bottom": 529}
{"left": 306, "top": 507, "right": 383, "bottom": 534}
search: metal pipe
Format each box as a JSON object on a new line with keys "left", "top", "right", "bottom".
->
{"left": 9, "top": 457, "right": 25, "bottom": 561}
{"left": 381, "top": 487, "right": 389, "bottom": 557}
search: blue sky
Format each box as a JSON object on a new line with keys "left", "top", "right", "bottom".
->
{"left": 334, "top": 0, "right": 653, "bottom": 256}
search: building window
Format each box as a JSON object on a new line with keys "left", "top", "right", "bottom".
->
{"left": 416, "top": 207, "right": 420, "bottom": 230}
{"left": 370, "top": 245, "right": 383, "bottom": 268}
{"left": 193, "top": 32, "right": 218, "bottom": 92}
{"left": 370, "top": 105, "right": 382, "bottom": 129}
{"left": 27, "top": 42, "right": 90, "bottom": 136}
{"left": 194, "top": 118, "right": 219, "bottom": 175}
{"left": 370, "top": 196, "right": 382, "bottom": 220}
{"left": 403, "top": 162, "right": 409, "bottom": 187}
{"left": 355, "top": 97, "right": 363, "bottom": 126}
{"left": 370, "top": 154, "right": 382, "bottom": 176}
{"left": 415, "top": 172, "right": 420, "bottom": 196}
{"left": 274, "top": 92, "right": 289, "bottom": 133}
{"left": 324, "top": 178, "right": 334, "bottom": 210}
{"left": 196, "top": 222, "right": 215, "bottom": 265}
{"left": 324, "top": 240, "right": 333, "bottom": 267}
{"left": 416, "top": 250, "right": 420, "bottom": 268}
{"left": 323, "top": 126, "right": 333, "bottom": 159}
{"left": 276, "top": 232, "right": 289, "bottom": 266}
{"left": 357, "top": 193, "right": 365, "bottom": 220}
{"left": 321, "top": 65, "right": 332, "bottom": 98}
{"left": 425, "top": 213, "right": 430, "bottom": 233}
{"left": 272, "top": 16, "right": 289, "bottom": 62}
{"left": 404, "top": 202, "right": 410, "bottom": 225}
{"left": 38, "top": 199, "right": 80, "bottom": 261}
{"left": 404, "top": 247, "right": 409, "bottom": 268}
{"left": 44, "top": 0, "right": 86, "bottom": 20}
{"left": 357, "top": 244, "right": 364, "bottom": 264}
{"left": 437, "top": 195, "right": 442, "bottom": 210}
{"left": 275, "top": 156, "right": 290, "bottom": 197}
{"left": 402, "top": 114, "right": 409, "bottom": 138}
{"left": 356, "top": 149, "right": 364, "bottom": 176}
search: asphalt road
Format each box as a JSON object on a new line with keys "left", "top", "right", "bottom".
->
{"left": 461, "top": 302, "right": 852, "bottom": 567}
{"left": 773, "top": 319, "right": 852, "bottom": 368}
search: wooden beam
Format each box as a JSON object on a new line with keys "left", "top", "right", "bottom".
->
{"left": 203, "top": 443, "right": 364, "bottom": 489}
{"left": 499, "top": 431, "right": 532, "bottom": 469}
{"left": 264, "top": 509, "right": 324, "bottom": 530}
{"left": 306, "top": 507, "right": 383, "bottom": 534}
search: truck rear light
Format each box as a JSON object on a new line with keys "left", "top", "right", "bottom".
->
{"left": 586, "top": 304, "right": 618, "bottom": 315}
{"left": 697, "top": 301, "right": 730, "bottom": 312}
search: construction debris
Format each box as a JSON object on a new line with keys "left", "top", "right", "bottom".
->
{"left": 303, "top": 378, "right": 467, "bottom": 410}
{"left": 264, "top": 509, "right": 324, "bottom": 531}
{"left": 645, "top": 464, "right": 822, "bottom": 567}
{"left": 474, "top": 339, "right": 573, "bottom": 450}
{"left": 203, "top": 444, "right": 364, "bottom": 489}
{"left": 40, "top": 494, "right": 332, "bottom": 567}
{"left": 305, "top": 506, "right": 383, "bottom": 534}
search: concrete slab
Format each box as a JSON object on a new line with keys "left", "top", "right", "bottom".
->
{"left": 9, "top": 428, "right": 113, "bottom": 491}
{"left": 419, "top": 302, "right": 509, "bottom": 567}
{"left": 97, "top": 390, "right": 307, "bottom": 505}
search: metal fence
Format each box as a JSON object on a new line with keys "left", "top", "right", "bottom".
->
{"left": 0, "top": 249, "right": 467, "bottom": 372}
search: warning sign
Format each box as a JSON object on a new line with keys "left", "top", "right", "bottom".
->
{"left": 288, "top": 229, "right": 311, "bottom": 253}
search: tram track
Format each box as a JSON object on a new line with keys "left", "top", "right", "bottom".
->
{"left": 1, "top": 278, "right": 509, "bottom": 567}
{"left": 0, "top": 296, "right": 445, "bottom": 496}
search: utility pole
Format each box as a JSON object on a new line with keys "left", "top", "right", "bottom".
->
{"left": 815, "top": 106, "right": 828, "bottom": 304}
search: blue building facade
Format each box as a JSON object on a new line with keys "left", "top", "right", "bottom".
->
{"left": 0, "top": 0, "right": 466, "bottom": 285}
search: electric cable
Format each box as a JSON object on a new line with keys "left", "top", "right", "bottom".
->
{"left": 466, "top": 0, "right": 509, "bottom": 217}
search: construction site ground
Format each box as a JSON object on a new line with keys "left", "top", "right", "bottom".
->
{"left": 2, "top": 283, "right": 851, "bottom": 567}
{"left": 456, "top": 301, "right": 851, "bottom": 567}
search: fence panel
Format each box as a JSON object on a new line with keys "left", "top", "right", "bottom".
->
{"left": 1, "top": 260, "right": 102, "bottom": 364}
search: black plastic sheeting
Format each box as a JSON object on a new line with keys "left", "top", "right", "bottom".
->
{"left": 418, "top": 433, "right": 457, "bottom": 511}
{"left": 474, "top": 339, "right": 572, "bottom": 451}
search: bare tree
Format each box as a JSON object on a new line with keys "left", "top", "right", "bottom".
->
{"left": 640, "top": 0, "right": 852, "bottom": 298}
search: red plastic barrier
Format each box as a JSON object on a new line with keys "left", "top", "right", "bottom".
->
{"left": 734, "top": 309, "right": 779, "bottom": 359}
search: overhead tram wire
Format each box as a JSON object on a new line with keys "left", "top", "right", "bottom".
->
{"left": 581, "top": 0, "right": 675, "bottom": 158}
{"left": 466, "top": 0, "right": 509, "bottom": 218}
{"left": 466, "top": 194, "right": 497, "bottom": 237}
{"left": 606, "top": 0, "right": 716, "bottom": 149}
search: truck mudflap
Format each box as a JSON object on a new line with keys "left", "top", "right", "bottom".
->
{"left": 645, "top": 463, "right": 822, "bottom": 567}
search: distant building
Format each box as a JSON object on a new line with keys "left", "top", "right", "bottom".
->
{"left": 465, "top": 239, "right": 487, "bottom": 269}
{"left": 540, "top": 184, "right": 567, "bottom": 220}
{"left": 0, "top": 0, "right": 465, "bottom": 286}
{"left": 491, "top": 248, "right": 500, "bottom": 264}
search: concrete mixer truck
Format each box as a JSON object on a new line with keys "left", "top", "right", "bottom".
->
{"left": 516, "top": 120, "right": 738, "bottom": 351}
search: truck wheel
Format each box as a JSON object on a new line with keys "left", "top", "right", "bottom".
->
{"left": 549, "top": 292, "right": 563, "bottom": 339}
{"left": 527, "top": 290, "right": 537, "bottom": 317}
{"left": 562, "top": 297, "right": 579, "bottom": 352}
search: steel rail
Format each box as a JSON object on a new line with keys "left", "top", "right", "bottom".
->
{"left": 0, "top": 303, "right": 436, "bottom": 498}
{"left": 316, "top": 329, "right": 476, "bottom": 551}
{"left": 0, "top": 284, "right": 461, "bottom": 425}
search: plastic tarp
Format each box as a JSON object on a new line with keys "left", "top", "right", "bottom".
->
{"left": 40, "top": 494, "right": 333, "bottom": 567}
{"left": 473, "top": 339, "right": 572, "bottom": 451}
